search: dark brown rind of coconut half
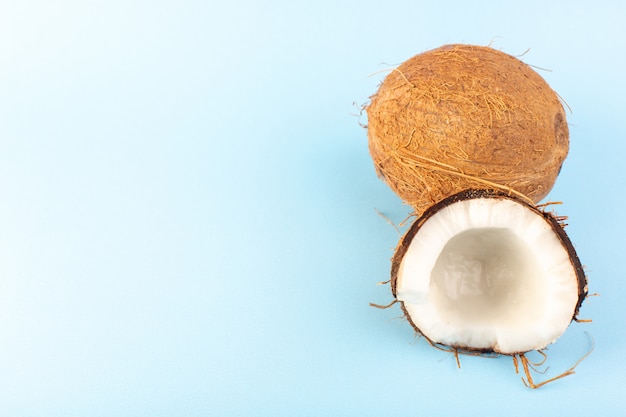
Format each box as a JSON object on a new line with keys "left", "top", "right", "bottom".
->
{"left": 390, "top": 188, "right": 588, "bottom": 355}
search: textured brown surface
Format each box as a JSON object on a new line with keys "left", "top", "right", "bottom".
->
{"left": 367, "top": 44, "right": 569, "bottom": 214}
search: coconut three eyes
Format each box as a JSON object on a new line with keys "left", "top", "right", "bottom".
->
{"left": 392, "top": 190, "right": 587, "bottom": 354}
{"left": 367, "top": 44, "right": 569, "bottom": 213}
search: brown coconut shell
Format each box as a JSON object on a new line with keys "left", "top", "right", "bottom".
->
{"left": 390, "top": 189, "right": 588, "bottom": 355}
{"left": 367, "top": 44, "right": 569, "bottom": 214}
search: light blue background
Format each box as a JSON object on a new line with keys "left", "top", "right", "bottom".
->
{"left": 1, "top": 0, "right": 624, "bottom": 415}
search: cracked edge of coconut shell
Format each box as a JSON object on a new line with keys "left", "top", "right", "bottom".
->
{"left": 389, "top": 188, "right": 589, "bottom": 356}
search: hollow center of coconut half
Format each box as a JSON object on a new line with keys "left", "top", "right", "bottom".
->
{"left": 393, "top": 190, "right": 586, "bottom": 354}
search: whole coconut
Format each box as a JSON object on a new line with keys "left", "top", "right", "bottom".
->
{"left": 366, "top": 44, "right": 569, "bottom": 214}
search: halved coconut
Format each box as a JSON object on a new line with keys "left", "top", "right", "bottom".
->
{"left": 391, "top": 189, "right": 587, "bottom": 355}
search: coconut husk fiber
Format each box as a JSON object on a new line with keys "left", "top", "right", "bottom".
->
{"left": 367, "top": 44, "right": 569, "bottom": 214}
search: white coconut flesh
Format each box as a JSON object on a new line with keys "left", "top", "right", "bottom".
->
{"left": 395, "top": 195, "right": 581, "bottom": 354}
